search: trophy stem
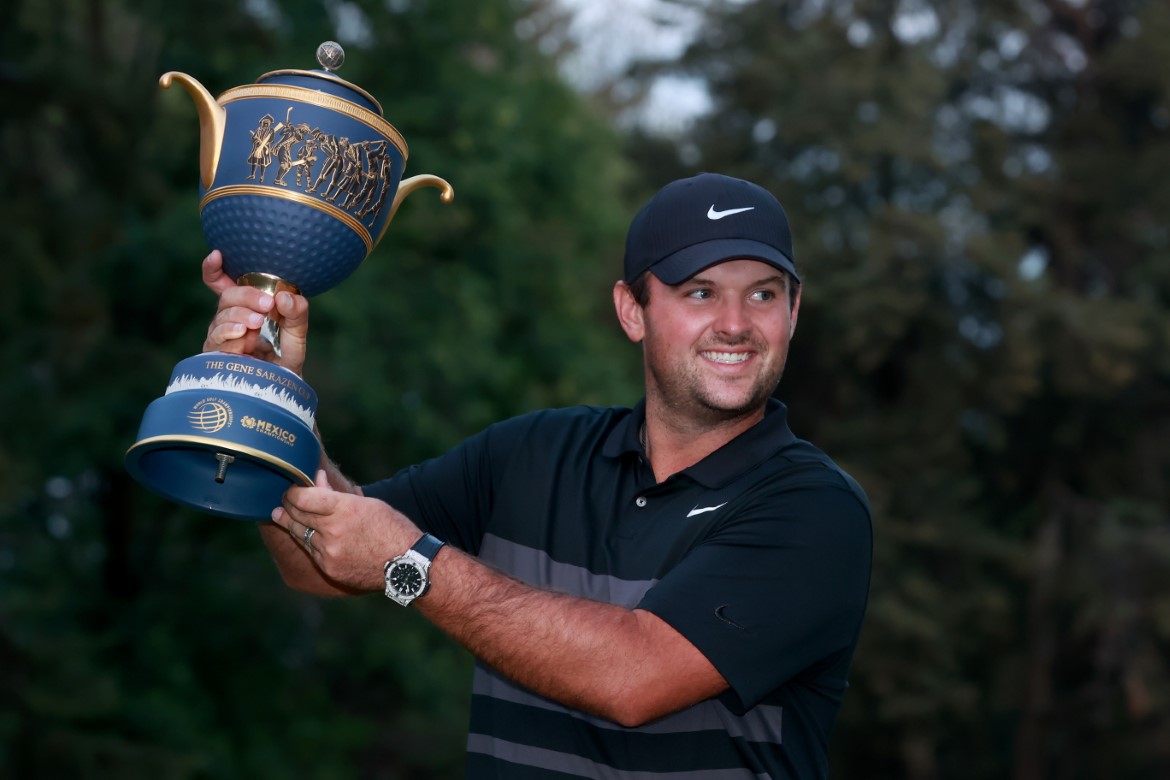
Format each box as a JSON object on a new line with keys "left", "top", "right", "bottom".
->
{"left": 237, "top": 272, "right": 300, "bottom": 357}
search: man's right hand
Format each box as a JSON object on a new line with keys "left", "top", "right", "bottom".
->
{"left": 201, "top": 249, "right": 310, "bottom": 377}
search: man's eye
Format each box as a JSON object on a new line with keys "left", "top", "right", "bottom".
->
{"left": 687, "top": 289, "right": 712, "bottom": 299}
{"left": 751, "top": 290, "right": 776, "bottom": 301}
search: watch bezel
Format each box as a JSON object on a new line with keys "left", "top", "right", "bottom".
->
{"left": 383, "top": 535, "right": 444, "bottom": 607}
{"left": 384, "top": 552, "right": 429, "bottom": 604}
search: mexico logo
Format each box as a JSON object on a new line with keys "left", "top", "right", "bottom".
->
{"left": 188, "top": 398, "right": 234, "bottom": 433}
{"left": 240, "top": 415, "right": 297, "bottom": 446}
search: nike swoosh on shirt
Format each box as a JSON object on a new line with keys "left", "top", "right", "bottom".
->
{"left": 714, "top": 604, "right": 749, "bottom": 631}
{"left": 687, "top": 502, "right": 728, "bottom": 518}
{"left": 707, "top": 205, "right": 755, "bottom": 220}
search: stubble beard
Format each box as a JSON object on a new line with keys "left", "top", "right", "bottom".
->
{"left": 645, "top": 335, "right": 787, "bottom": 429}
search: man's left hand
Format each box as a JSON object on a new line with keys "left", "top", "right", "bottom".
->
{"left": 271, "top": 470, "right": 420, "bottom": 591}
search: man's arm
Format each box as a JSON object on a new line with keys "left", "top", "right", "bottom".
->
{"left": 419, "top": 544, "right": 730, "bottom": 727}
{"left": 272, "top": 483, "right": 730, "bottom": 726}
{"left": 201, "top": 250, "right": 363, "bottom": 595}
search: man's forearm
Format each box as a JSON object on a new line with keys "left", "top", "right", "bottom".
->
{"left": 416, "top": 545, "right": 727, "bottom": 727}
{"left": 265, "top": 486, "right": 727, "bottom": 722}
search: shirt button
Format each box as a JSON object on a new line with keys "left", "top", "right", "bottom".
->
{"left": 635, "top": 496, "right": 647, "bottom": 507}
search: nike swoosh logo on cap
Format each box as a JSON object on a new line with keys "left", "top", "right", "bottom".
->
{"left": 707, "top": 205, "right": 755, "bottom": 220}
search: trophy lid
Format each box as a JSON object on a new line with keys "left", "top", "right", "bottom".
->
{"left": 256, "top": 41, "right": 383, "bottom": 116}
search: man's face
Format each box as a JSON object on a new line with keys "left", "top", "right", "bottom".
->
{"left": 615, "top": 259, "right": 801, "bottom": 427}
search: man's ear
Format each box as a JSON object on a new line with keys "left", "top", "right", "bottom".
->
{"left": 613, "top": 281, "right": 645, "bottom": 343}
{"left": 788, "top": 282, "right": 802, "bottom": 341}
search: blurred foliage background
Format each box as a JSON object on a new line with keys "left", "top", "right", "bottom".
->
{"left": 2, "top": 0, "right": 1169, "bottom": 777}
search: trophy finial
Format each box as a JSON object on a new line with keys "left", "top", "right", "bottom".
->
{"left": 316, "top": 41, "right": 345, "bottom": 72}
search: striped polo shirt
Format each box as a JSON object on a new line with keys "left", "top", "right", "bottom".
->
{"left": 364, "top": 398, "right": 872, "bottom": 779}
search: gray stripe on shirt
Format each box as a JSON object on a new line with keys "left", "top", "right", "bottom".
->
{"left": 479, "top": 533, "right": 658, "bottom": 607}
{"left": 472, "top": 534, "right": 785, "bottom": 754}
{"left": 473, "top": 658, "right": 784, "bottom": 744}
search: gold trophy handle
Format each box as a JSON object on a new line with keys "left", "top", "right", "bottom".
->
{"left": 159, "top": 71, "right": 227, "bottom": 191}
{"left": 377, "top": 175, "right": 454, "bottom": 244}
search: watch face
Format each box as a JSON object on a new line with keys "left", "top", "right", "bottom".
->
{"left": 389, "top": 562, "right": 424, "bottom": 596}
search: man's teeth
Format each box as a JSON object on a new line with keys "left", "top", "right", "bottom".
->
{"left": 703, "top": 351, "right": 750, "bottom": 364}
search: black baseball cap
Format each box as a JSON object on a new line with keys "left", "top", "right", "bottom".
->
{"left": 623, "top": 172, "right": 798, "bottom": 285}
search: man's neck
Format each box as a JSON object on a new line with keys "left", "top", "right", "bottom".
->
{"left": 642, "top": 402, "right": 766, "bottom": 484}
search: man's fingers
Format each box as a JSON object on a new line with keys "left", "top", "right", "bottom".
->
{"left": 204, "top": 316, "right": 269, "bottom": 354}
{"left": 283, "top": 485, "right": 339, "bottom": 517}
{"left": 273, "top": 290, "right": 310, "bottom": 345}
{"left": 271, "top": 507, "right": 320, "bottom": 554}
{"left": 202, "top": 250, "right": 237, "bottom": 296}
{"left": 275, "top": 290, "right": 307, "bottom": 319}
{"left": 202, "top": 251, "right": 310, "bottom": 372}
{"left": 204, "top": 322, "right": 247, "bottom": 351}
{"left": 209, "top": 303, "right": 270, "bottom": 332}
{"left": 203, "top": 294, "right": 278, "bottom": 353}
{"left": 217, "top": 287, "right": 275, "bottom": 315}
{"left": 270, "top": 505, "right": 292, "bottom": 530}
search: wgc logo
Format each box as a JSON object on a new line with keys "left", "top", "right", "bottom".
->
{"left": 187, "top": 398, "right": 233, "bottom": 434}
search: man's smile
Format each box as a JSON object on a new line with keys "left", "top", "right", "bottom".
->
{"left": 701, "top": 350, "right": 753, "bottom": 365}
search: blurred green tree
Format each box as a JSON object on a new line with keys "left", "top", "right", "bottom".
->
{"left": 0, "top": 0, "right": 637, "bottom": 777}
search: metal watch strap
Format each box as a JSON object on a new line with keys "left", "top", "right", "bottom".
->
{"left": 411, "top": 532, "right": 445, "bottom": 562}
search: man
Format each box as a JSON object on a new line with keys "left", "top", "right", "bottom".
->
{"left": 203, "top": 172, "right": 872, "bottom": 778}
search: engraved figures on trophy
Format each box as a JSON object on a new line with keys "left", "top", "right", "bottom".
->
{"left": 244, "top": 106, "right": 393, "bottom": 225}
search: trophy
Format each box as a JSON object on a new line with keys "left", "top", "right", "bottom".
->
{"left": 125, "top": 42, "right": 453, "bottom": 520}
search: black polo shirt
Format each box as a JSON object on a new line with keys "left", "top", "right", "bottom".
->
{"left": 364, "top": 398, "right": 872, "bottom": 779}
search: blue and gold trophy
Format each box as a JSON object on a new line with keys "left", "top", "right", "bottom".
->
{"left": 125, "top": 42, "right": 453, "bottom": 520}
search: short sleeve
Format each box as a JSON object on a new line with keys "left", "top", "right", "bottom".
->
{"left": 361, "top": 423, "right": 505, "bottom": 554}
{"left": 637, "top": 477, "right": 872, "bottom": 713}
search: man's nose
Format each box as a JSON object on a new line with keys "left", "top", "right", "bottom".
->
{"left": 713, "top": 298, "right": 750, "bottom": 336}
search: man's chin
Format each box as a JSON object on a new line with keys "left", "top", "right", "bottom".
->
{"left": 697, "top": 389, "right": 772, "bottom": 420}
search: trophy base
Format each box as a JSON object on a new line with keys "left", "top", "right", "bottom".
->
{"left": 125, "top": 353, "right": 320, "bottom": 521}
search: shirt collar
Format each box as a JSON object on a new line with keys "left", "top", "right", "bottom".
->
{"left": 602, "top": 397, "right": 797, "bottom": 488}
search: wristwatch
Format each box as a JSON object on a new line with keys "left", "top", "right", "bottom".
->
{"left": 383, "top": 533, "right": 445, "bottom": 607}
